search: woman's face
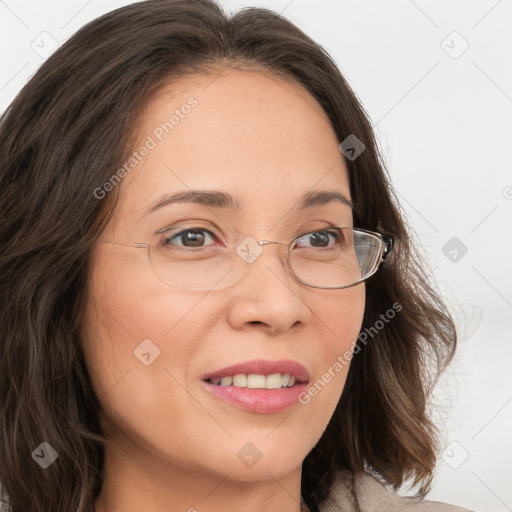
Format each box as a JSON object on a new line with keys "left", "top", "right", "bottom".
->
{"left": 80, "top": 67, "right": 365, "bottom": 483}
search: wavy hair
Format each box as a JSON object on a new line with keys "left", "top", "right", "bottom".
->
{"left": 0, "top": 1, "right": 457, "bottom": 510}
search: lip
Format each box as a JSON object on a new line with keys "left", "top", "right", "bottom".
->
{"left": 201, "top": 358, "right": 310, "bottom": 383}
{"left": 201, "top": 381, "right": 309, "bottom": 414}
{"left": 200, "top": 359, "right": 310, "bottom": 414}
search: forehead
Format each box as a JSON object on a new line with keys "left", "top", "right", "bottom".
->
{"left": 118, "top": 67, "right": 351, "bottom": 218}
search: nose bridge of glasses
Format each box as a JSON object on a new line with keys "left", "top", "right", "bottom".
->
{"left": 257, "top": 239, "right": 290, "bottom": 261}
{"left": 233, "top": 237, "right": 290, "bottom": 268}
{"left": 258, "top": 239, "right": 289, "bottom": 248}
{"left": 226, "top": 237, "right": 292, "bottom": 290}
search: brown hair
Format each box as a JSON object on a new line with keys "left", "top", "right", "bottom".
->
{"left": 0, "top": 1, "right": 457, "bottom": 511}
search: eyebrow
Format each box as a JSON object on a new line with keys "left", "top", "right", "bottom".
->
{"left": 140, "top": 189, "right": 355, "bottom": 219}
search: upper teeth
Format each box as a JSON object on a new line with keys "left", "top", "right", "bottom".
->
{"left": 209, "top": 373, "right": 296, "bottom": 389}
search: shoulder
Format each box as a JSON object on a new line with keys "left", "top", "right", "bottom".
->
{"left": 318, "top": 469, "right": 476, "bottom": 512}
{"left": 354, "top": 471, "right": 475, "bottom": 512}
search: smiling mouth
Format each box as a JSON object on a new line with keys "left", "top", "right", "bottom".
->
{"left": 205, "top": 372, "right": 305, "bottom": 389}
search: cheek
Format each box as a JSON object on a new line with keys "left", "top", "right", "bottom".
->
{"left": 78, "top": 250, "right": 219, "bottom": 417}
{"left": 78, "top": 252, "right": 233, "bottom": 464}
{"left": 80, "top": 246, "right": 220, "bottom": 347}
{"left": 298, "top": 284, "right": 365, "bottom": 421}
{"left": 313, "top": 283, "right": 366, "bottom": 359}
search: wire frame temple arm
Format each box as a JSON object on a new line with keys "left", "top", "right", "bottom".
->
{"left": 378, "top": 233, "right": 394, "bottom": 269}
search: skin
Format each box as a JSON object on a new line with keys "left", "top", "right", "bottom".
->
{"left": 80, "top": 65, "right": 366, "bottom": 512}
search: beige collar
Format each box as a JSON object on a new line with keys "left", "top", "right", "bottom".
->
{"left": 316, "top": 469, "right": 473, "bottom": 512}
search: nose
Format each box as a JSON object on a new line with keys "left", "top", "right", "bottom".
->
{"left": 226, "top": 240, "right": 311, "bottom": 335}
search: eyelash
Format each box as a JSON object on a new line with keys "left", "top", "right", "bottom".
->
{"left": 161, "top": 227, "right": 220, "bottom": 249}
{"left": 159, "top": 225, "right": 342, "bottom": 249}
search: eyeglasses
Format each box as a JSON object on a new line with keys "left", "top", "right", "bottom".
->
{"left": 103, "top": 226, "right": 393, "bottom": 291}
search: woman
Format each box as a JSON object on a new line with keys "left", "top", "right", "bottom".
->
{"left": 0, "top": 1, "right": 475, "bottom": 511}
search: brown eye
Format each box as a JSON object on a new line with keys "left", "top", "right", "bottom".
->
{"left": 295, "top": 230, "right": 340, "bottom": 248}
{"left": 163, "top": 228, "right": 217, "bottom": 248}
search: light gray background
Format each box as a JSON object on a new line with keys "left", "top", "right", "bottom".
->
{"left": 1, "top": 1, "right": 511, "bottom": 511}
